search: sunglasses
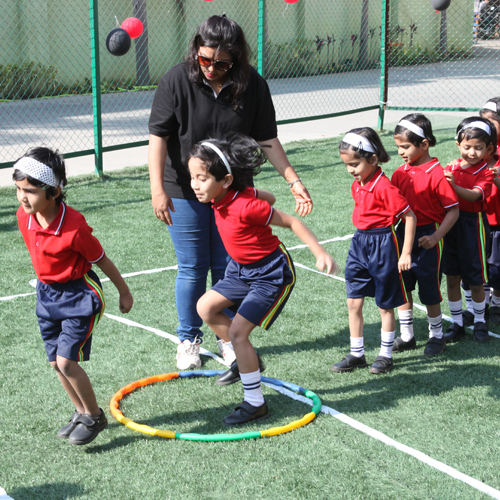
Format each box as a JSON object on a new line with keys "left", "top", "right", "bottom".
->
{"left": 196, "top": 54, "right": 233, "bottom": 72}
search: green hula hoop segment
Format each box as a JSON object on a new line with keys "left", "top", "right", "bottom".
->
{"left": 110, "top": 370, "right": 322, "bottom": 442}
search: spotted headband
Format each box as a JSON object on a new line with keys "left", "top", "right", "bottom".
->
{"left": 13, "top": 157, "right": 61, "bottom": 188}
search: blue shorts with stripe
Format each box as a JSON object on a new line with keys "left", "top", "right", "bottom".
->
{"left": 442, "top": 211, "right": 489, "bottom": 286}
{"left": 397, "top": 223, "right": 443, "bottom": 305}
{"left": 211, "top": 244, "right": 296, "bottom": 330}
{"left": 487, "top": 226, "right": 500, "bottom": 290}
{"left": 36, "top": 269, "right": 105, "bottom": 362}
{"left": 345, "top": 226, "right": 407, "bottom": 309}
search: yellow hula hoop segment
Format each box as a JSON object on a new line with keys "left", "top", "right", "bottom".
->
{"left": 110, "top": 370, "right": 322, "bottom": 442}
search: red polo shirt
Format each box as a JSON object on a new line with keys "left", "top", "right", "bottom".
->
{"left": 212, "top": 187, "right": 280, "bottom": 264}
{"left": 391, "top": 158, "right": 459, "bottom": 226}
{"left": 17, "top": 202, "right": 105, "bottom": 284}
{"left": 444, "top": 159, "right": 493, "bottom": 213}
{"left": 351, "top": 167, "right": 411, "bottom": 230}
{"left": 486, "top": 148, "right": 500, "bottom": 226}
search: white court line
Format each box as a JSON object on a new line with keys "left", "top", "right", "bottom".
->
{"left": 104, "top": 313, "right": 500, "bottom": 500}
{"left": 287, "top": 233, "right": 354, "bottom": 250}
{"left": 0, "top": 487, "right": 14, "bottom": 500}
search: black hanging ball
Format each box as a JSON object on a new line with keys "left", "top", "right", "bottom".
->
{"left": 431, "top": 0, "right": 451, "bottom": 11}
{"left": 106, "top": 28, "right": 131, "bottom": 56}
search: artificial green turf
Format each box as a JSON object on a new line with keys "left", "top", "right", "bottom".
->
{"left": 1, "top": 124, "right": 499, "bottom": 500}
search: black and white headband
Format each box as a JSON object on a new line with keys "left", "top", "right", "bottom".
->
{"left": 398, "top": 119, "right": 425, "bottom": 138}
{"left": 342, "top": 133, "right": 376, "bottom": 153}
{"left": 457, "top": 121, "right": 491, "bottom": 138}
{"left": 201, "top": 142, "right": 232, "bottom": 174}
{"left": 483, "top": 101, "right": 498, "bottom": 113}
{"left": 13, "top": 157, "right": 62, "bottom": 188}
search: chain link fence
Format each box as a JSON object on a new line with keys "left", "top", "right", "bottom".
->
{"left": 1, "top": 0, "right": 498, "bottom": 171}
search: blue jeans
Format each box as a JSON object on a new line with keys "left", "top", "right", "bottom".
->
{"left": 168, "top": 198, "right": 229, "bottom": 342}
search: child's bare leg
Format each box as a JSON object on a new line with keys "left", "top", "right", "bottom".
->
{"left": 228, "top": 314, "right": 258, "bottom": 374}
{"left": 197, "top": 290, "right": 234, "bottom": 343}
{"left": 347, "top": 297, "right": 364, "bottom": 338}
{"left": 54, "top": 356, "right": 100, "bottom": 417}
{"left": 50, "top": 360, "right": 84, "bottom": 413}
{"left": 379, "top": 307, "right": 396, "bottom": 333}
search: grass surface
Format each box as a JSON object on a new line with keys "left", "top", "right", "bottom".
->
{"left": 1, "top": 126, "right": 499, "bottom": 500}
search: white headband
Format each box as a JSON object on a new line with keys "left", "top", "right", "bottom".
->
{"left": 482, "top": 101, "right": 498, "bottom": 113}
{"left": 398, "top": 119, "right": 425, "bottom": 138}
{"left": 458, "top": 120, "right": 491, "bottom": 137}
{"left": 13, "top": 157, "right": 61, "bottom": 188}
{"left": 342, "top": 133, "right": 376, "bottom": 153}
{"left": 201, "top": 142, "right": 232, "bottom": 174}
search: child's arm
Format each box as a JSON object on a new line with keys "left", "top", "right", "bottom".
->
{"left": 270, "top": 209, "right": 337, "bottom": 275}
{"left": 95, "top": 256, "right": 134, "bottom": 313}
{"left": 444, "top": 171, "right": 483, "bottom": 202}
{"left": 418, "top": 206, "right": 459, "bottom": 249}
{"left": 256, "top": 189, "right": 276, "bottom": 206}
{"left": 398, "top": 209, "right": 416, "bottom": 272}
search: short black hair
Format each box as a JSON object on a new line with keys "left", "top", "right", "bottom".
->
{"left": 394, "top": 113, "right": 436, "bottom": 147}
{"left": 339, "top": 127, "right": 390, "bottom": 163}
{"left": 12, "top": 147, "right": 67, "bottom": 204}
{"left": 456, "top": 116, "right": 497, "bottom": 150}
{"left": 189, "top": 133, "right": 267, "bottom": 192}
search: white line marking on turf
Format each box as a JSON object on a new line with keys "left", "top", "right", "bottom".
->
{"left": 0, "top": 487, "right": 14, "bottom": 500}
{"left": 104, "top": 314, "right": 500, "bottom": 499}
{"left": 287, "top": 233, "right": 354, "bottom": 250}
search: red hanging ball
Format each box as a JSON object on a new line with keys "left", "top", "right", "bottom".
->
{"left": 121, "top": 17, "right": 144, "bottom": 39}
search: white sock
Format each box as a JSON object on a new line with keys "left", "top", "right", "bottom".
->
{"left": 491, "top": 294, "right": 500, "bottom": 307}
{"left": 485, "top": 286, "right": 491, "bottom": 305}
{"left": 398, "top": 309, "right": 414, "bottom": 342}
{"left": 240, "top": 370, "right": 265, "bottom": 407}
{"left": 472, "top": 298, "right": 486, "bottom": 323}
{"left": 448, "top": 299, "right": 464, "bottom": 326}
{"left": 464, "top": 289, "right": 474, "bottom": 313}
{"left": 427, "top": 314, "right": 443, "bottom": 339}
{"left": 379, "top": 329, "right": 395, "bottom": 358}
{"left": 350, "top": 337, "right": 364, "bottom": 358}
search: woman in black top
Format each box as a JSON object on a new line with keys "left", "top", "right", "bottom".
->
{"left": 148, "top": 15, "right": 313, "bottom": 370}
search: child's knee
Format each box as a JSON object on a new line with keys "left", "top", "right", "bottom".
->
{"left": 55, "top": 356, "right": 78, "bottom": 377}
{"left": 196, "top": 294, "right": 212, "bottom": 321}
{"left": 347, "top": 297, "right": 363, "bottom": 313}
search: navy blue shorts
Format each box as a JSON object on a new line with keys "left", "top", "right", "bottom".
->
{"left": 442, "top": 211, "right": 489, "bottom": 286}
{"left": 345, "top": 227, "right": 408, "bottom": 309}
{"left": 488, "top": 226, "right": 500, "bottom": 290}
{"left": 397, "top": 223, "right": 443, "bottom": 305}
{"left": 36, "top": 270, "right": 105, "bottom": 362}
{"left": 211, "top": 245, "right": 296, "bottom": 330}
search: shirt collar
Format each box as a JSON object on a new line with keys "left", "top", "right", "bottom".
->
{"left": 202, "top": 78, "right": 232, "bottom": 99}
{"left": 27, "top": 202, "right": 66, "bottom": 235}
{"left": 452, "top": 158, "right": 488, "bottom": 174}
{"left": 213, "top": 189, "right": 240, "bottom": 210}
{"left": 403, "top": 157, "right": 440, "bottom": 173}
{"left": 357, "top": 167, "right": 384, "bottom": 192}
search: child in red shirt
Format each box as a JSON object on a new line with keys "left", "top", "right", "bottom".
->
{"left": 14, "top": 147, "right": 133, "bottom": 445}
{"left": 189, "top": 134, "right": 336, "bottom": 426}
{"left": 333, "top": 128, "right": 416, "bottom": 375}
{"left": 443, "top": 117, "right": 496, "bottom": 343}
{"left": 391, "top": 114, "right": 459, "bottom": 356}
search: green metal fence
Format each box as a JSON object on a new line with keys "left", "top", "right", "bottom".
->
{"left": 1, "top": 0, "right": 498, "bottom": 173}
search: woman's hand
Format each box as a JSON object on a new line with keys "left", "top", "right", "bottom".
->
{"left": 152, "top": 190, "right": 175, "bottom": 225}
{"left": 291, "top": 182, "right": 313, "bottom": 217}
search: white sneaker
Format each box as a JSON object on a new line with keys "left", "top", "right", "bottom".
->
{"left": 217, "top": 339, "right": 236, "bottom": 365}
{"left": 176, "top": 339, "right": 202, "bottom": 370}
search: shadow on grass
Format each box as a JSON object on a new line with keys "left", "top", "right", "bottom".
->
{"left": 7, "top": 481, "right": 86, "bottom": 499}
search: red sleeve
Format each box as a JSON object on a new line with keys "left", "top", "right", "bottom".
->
{"left": 240, "top": 197, "right": 274, "bottom": 226}
{"left": 434, "top": 171, "right": 459, "bottom": 209}
{"left": 474, "top": 168, "right": 494, "bottom": 201}
{"left": 390, "top": 167, "right": 403, "bottom": 189}
{"left": 385, "top": 183, "right": 411, "bottom": 219}
{"left": 72, "top": 222, "right": 105, "bottom": 263}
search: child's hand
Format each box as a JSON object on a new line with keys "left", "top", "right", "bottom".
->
{"left": 444, "top": 170, "right": 455, "bottom": 185}
{"left": 119, "top": 290, "right": 134, "bottom": 313}
{"left": 315, "top": 251, "right": 338, "bottom": 275}
{"left": 489, "top": 165, "right": 499, "bottom": 177}
{"left": 398, "top": 253, "right": 412, "bottom": 272}
{"left": 418, "top": 234, "right": 438, "bottom": 249}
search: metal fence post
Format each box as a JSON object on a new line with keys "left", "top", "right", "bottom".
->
{"left": 257, "top": 0, "right": 265, "bottom": 77}
{"left": 378, "top": 0, "right": 389, "bottom": 131}
{"left": 89, "top": 0, "right": 103, "bottom": 176}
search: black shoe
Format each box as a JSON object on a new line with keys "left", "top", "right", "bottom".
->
{"left": 443, "top": 323, "right": 466, "bottom": 343}
{"left": 392, "top": 336, "right": 416, "bottom": 353}
{"left": 369, "top": 356, "right": 394, "bottom": 374}
{"left": 424, "top": 337, "right": 446, "bottom": 356}
{"left": 331, "top": 354, "right": 368, "bottom": 373}
{"left": 216, "top": 355, "right": 265, "bottom": 386}
{"left": 68, "top": 408, "right": 108, "bottom": 445}
{"left": 473, "top": 322, "right": 490, "bottom": 343}
{"left": 222, "top": 401, "right": 270, "bottom": 426}
{"left": 462, "top": 310, "right": 474, "bottom": 327}
{"left": 489, "top": 305, "right": 500, "bottom": 324}
{"left": 57, "top": 410, "right": 81, "bottom": 439}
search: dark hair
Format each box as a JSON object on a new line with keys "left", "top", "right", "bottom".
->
{"left": 12, "top": 147, "right": 67, "bottom": 204}
{"left": 456, "top": 116, "right": 497, "bottom": 150}
{"left": 186, "top": 15, "right": 250, "bottom": 109}
{"left": 479, "top": 96, "right": 500, "bottom": 126}
{"left": 189, "top": 133, "right": 267, "bottom": 192}
{"left": 394, "top": 113, "right": 436, "bottom": 147}
{"left": 339, "top": 127, "right": 390, "bottom": 163}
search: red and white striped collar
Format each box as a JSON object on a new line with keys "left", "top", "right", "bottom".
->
{"left": 27, "top": 202, "right": 66, "bottom": 235}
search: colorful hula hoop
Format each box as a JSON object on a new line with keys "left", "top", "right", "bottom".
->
{"left": 110, "top": 370, "right": 322, "bottom": 442}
